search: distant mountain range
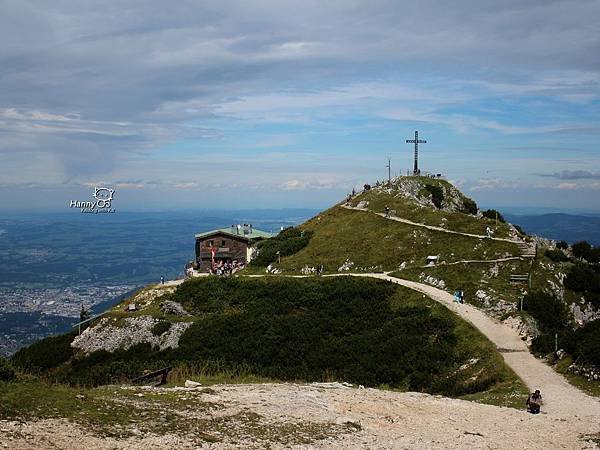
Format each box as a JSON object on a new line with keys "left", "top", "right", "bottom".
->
{"left": 504, "top": 213, "right": 600, "bottom": 246}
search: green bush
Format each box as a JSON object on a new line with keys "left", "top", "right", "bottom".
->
{"left": 461, "top": 198, "right": 478, "bottom": 215}
{"left": 563, "top": 320, "right": 600, "bottom": 366}
{"left": 424, "top": 185, "right": 444, "bottom": 209}
{"left": 521, "top": 291, "right": 570, "bottom": 333}
{"left": 571, "top": 241, "right": 600, "bottom": 263}
{"left": 172, "top": 277, "right": 459, "bottom": 390}
{"left": 564, "top": 263, "right": 600, "bottom": 294}
{"left": 572, "top": 241, "right": 592, "bottom": 259}
{"left": 545, "top": 248, "right": 569, "bottom": 263}
{"left": 16, "top": 278, "right": 516, "bottom": 396}
{"left": 556, "top": 240, "right": 569, "bottom": 250}
{"left": 151, "top": 320, "right": 171, "bottom": 336}
{"left": 482, "top": 209, "right": 505, "bottom": 223}
{"left": 535, "top": 319, "right": 600, "bottom": 365}
{"left": 12, "top": 331, "right": 76, "bottom": 374}
{"left": 250, "top": 227, "right": 313, "bottom": 267}
{"left": 33, "top": 277, "right": 491, "bottom": 394}
{"left": 0, "top": 357, "right": 16, "bottom": 382}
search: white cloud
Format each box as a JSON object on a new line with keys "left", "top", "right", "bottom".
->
{"left": 556, "top": 182, "right": 578, "bottom": 190}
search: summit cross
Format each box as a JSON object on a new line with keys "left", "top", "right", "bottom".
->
{"left": 406, "top": 130, "right": 427, "bottom": 176}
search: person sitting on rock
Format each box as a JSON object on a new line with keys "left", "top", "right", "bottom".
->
{"left": 526, "top": 389, "right": 543, "bottom": 414}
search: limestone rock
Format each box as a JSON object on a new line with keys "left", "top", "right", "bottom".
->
{"left": 71, "top": 316, "right": 192, "bottom": 353}
{"left": 159, "top": 300, "right": 190, "bottom": 317}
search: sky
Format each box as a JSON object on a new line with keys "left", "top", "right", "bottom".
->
{"left": 1, "top": 0, "right": 600, "bottom": 212}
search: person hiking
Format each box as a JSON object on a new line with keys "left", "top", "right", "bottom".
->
{"left": 453, "top": 290, "right": 461, "bottom": 303}
{"left": 526, "top": 390, "right": 543, "bottom": 414}
{"left": 458, "top": 288, "right": 464, "bottom": 304}
{"left": 384, "top": 205, "right": 390, "bottom": 218}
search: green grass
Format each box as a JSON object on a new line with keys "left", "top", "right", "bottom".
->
{"left": 554, "top": 356, "right": 600, "bottom": 398}
{"left": 391, "top": 259, "right": 533, "bottom": 307}
{"left": 460, "top": 379, "right": 529, "bottom": 409}
{"left": 274, "top": 206, "right": 520, "bottom": 274}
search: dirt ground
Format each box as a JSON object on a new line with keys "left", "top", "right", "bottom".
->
{"left": 1, "top": 382, "right": 599, "bottom": 449}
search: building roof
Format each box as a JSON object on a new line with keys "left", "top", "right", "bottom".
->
{"left": 195, "top": 226, "right": 275, "bottom": 241}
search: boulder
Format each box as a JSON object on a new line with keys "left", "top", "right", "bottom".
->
{"left": 159, "top": 300, "right": 190, "bottom": 317}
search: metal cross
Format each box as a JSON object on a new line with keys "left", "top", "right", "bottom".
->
{"left": 406, "top": 130, "right": 427, "bottom": 175}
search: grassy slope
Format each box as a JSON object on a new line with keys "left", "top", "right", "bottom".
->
{"left": 274, "top": 206, "right": 520, "bottom": 273}
{"left": 351, "top": 178, "right": 515, "bottom": 239}
{"left": 392, "top": 259, "right": 534, "bottom": 308}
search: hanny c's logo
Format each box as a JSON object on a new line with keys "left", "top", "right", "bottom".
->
{"left": 69, "top": 186, "right": 116, "bottom": 213}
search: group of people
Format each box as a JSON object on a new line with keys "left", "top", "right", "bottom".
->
{"left": 210, "top": 259, "right": 245, "bottom": 276}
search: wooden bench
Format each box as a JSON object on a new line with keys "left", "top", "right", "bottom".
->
{"left": 132, "top": 366, "right": 172, "bottom": 386}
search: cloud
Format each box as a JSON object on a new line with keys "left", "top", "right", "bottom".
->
{"left": 467, "top": 178, "right": 522, "bottom": 192}
{"left": 1, "top": 1, "right": 600, "bottom": 209}
{"left": 556, "top": 182, "right": 578, "bottom": 190}
{"left": 538, "top": 170, "right": 600, "bottom": 180}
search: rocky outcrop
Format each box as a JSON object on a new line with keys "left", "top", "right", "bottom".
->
{"left": 71, "top": 316, "right": 191, "bottom": 353}
{"left": 474, "top": 289, "right": 516, "bottom": 317}
{"left": 419, "top": 272, "right": 446, "bottom": 289}
{"left": 374, "top": 177, "right": 472, "bottom": 213}
{"left": 570, "top": 300, "right": 600, "bottom": 325}
{"left": 502, "top": 315, "right": 539, "bottom": 346}
{"left": 159, "top": 300, "right": 190, "bottom": 317}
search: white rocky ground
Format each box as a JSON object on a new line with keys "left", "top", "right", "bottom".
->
{"left": 2, "top": 382, "right": 599, "bottom": 449}
{"left": 71, "top": 316, "right": 191, "bottom": 353}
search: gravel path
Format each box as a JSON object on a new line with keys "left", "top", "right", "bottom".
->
{"left": 341, "top": 204, "right": 530, "bottom": 247}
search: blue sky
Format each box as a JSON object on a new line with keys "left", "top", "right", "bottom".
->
{"left": 1, "top": 1, "right": 600, "bottom": 212}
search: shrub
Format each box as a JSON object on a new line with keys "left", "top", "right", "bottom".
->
{"left": 521, "top": 291, "right": 570, "bottom": 332}
{"left": 570, "top": 242, "right": 600, "bottom": 263}
{"left": 12, "top": 331, "right": 76, "bottom": 374}
{"left": 0, "top": 357, "right": 16, "bottom": 382}
{"left": 173, "top": 277, "right": 458, "bottom": 390}
{"left": 545, "top": 248, "right": 569, "bottom": 263}
{"left": 424, "top": 185, "right": 444, "bottom": 209}
{"left": 151, "top": 320, "right": 171, "bottom": 336}
{"left": 15, "top": 278, "right": 515, "bottom": 397}
{"left": 250, "top": 227, "right": 313, "bottom": 267}
{"left": 462, "top": 198, "right": 478, "bottom": 215}
{"left": 564, "top": 320, "right": 600, "bottom": 366}
{"left": 572, "top": 241, "right": 592, "bottom": 259}
{"left": 533, "top": 319, "right": 600, "bottom": 365}
{"left": 556, "top": 240, "right": 569, "bottom": 250}
{"left": 564, "top": 263, "right": 600, "bottom": 293}
{"left": 482, "top": 209, "right": 505, "bottom": 223}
